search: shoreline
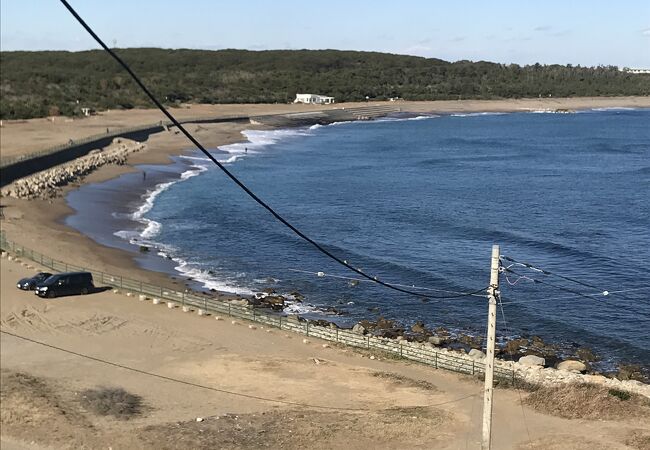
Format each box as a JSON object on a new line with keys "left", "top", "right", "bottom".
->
{"left": 2, "top": 98, "right": 650, "bottom": 357}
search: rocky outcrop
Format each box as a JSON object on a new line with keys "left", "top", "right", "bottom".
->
{"left": 1, "top": 138, "right": 145, "bottom": 200}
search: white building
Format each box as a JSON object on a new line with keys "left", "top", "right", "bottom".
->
{"left": 620, "top": 67, "right": 650, "bottom": 74}
{"left": 294, "top": 93, "right": 335, "bottom": 104}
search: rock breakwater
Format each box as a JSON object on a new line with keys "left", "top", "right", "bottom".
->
{"left": 1, "top": 138, "right": 145, "bottom": 200}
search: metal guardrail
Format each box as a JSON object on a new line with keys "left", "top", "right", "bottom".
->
{"left": 0, "top": 232, "right": 514, "bottom": 382}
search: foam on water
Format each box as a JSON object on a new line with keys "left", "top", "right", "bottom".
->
{"left": 450, "top": 112, "right": 508, "bottom": 117}
{"left": 114, "top": 164, "right": 207, "bottom": 245}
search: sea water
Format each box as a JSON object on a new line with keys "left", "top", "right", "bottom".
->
{"left": 67, "top": 108, "right": 650, "bottom": 367}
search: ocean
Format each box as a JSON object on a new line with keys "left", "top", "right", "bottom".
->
{"left": 66, "top": 108, "right": 650, "bottom": 368}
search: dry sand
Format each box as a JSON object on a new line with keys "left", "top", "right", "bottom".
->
{"left": 2, "top": 98, "right": 650, "bottom": 448}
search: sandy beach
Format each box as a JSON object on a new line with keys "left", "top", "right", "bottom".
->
{"left": 2, "top": 97, "right": 650, "bottom": 448}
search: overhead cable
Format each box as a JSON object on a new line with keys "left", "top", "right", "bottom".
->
{"left": 288, "top": 268, "right": 488, "bottom": 297}
{"left": 501, "top": 266, "right": 603, "bottom": 300}
{"left": 500, "top": 255, "right": 603, "bottom": 291}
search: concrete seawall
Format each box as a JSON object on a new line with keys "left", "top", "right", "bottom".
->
{"left": 0, "top": 125, "right": 163, "bottom": 187}
{"left": 0, "top": 115, "right": 249, "bottom": 188}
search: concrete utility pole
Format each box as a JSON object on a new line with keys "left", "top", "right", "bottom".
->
{"left": 482, "top": 244, "right": 500, "bottom": 450}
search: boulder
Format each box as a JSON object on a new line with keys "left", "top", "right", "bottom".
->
{"left": 504, "top": 337, "right": 529, "bottom": 355}
{"left": 352, "top": 323, "right": 367, "bottom": 335}
{"left": 557, "top": 360, "right": 587, "bottom": 373}
{"left": 468, "top": 349, "right": 486, "bottom": 360}
{"left": 428, "top": 335, "right": 444, "bottom": 346}
{"left": 519, "top": 355, "right": 545, "bottom": 367}
{"left": 575, "top": 347, "right": 598, "bottom": 362}
{"left": 458, "top": 333, "right": 483, "bottom": 348}
{"left": 410, "top": 321, "right": 428, "bottom": 334}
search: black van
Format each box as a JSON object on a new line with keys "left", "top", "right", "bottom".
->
{"left": 35, "top": 272, "right": 94, "bottom": 298}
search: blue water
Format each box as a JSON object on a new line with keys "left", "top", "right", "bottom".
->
{"left": 68, "top": 109, "right": 650, "bottom": 367}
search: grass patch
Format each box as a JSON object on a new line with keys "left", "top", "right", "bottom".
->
{"left": 608, "top": 388, "right": 631, "bottom": 401}
{"left": 524, "top": 383, "right": 650, "bottom": 420}
{"left": 80, "top": 387, "right": 143, "bottom": 420}
{"left": 372, "top": 372, "right": 437, "bottom": 391}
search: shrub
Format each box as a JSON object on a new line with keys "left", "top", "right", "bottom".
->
{"left": 80, "top": 387, "right": 143, "bottom": 419}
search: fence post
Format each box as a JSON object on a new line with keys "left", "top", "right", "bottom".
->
{"left": 336, "top": 328, "right": 339, "bottom": 342}
{"left": 306, "top": 321, "right": 309, "bottom": 337}
{"left": 472, "top": 360, "right": 475, "bottom": 375}
{"left": 120, "top": 276, "right": 123, "bottom": 288}
{"left": 228, "top": 303, "right": 231, "bottom": 316}
{"left": 65, "top": 263, "right": 68, "bottom": 272}
{"left": 204, "top": 297, "right": 207, "bottom": 311}
{"left": 139, "top": 281, "right": 143, "bottom": 293}
{"left": 434, "top": 351, "right": 438, "bottom": 369}
{"left": 367, "top": 336, "right": 370, "bottom": 349}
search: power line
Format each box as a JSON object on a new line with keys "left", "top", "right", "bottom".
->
{"left": 495, "top": 294, "right": 532, "bottom": 446}
{"left": 499, "top": 287, "right": 650, "bottom": 306}
{"left": 500, "top": 266, "right": 602, "bottom": 301}
{"left": 499, "top": 267, "right": 648, "bottom": 314}
{"left": 288, "top": 268, "right": 488, "bottom": 298}
{"left": 0, "top": 330, "right": 478, "bottom": 411}
{"left": 58, "top": 0, "right": 486, "bottom": 301}
{"left": 500, "top": 255, "right": 603, "bottom": 291}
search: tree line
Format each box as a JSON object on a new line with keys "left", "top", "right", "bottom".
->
{"left": 1, "top": 48, "right": 649, "bottom": 119}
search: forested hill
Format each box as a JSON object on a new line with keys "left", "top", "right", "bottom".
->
{"left": 1, "top": 48, "right": 649, "bottom": 119}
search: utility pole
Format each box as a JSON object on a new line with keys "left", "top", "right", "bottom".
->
{"left": 482, "top": 244, "right": 500, "bottom": 450}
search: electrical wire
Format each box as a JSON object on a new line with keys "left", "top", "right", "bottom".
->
{"left": 500, "top": 255, "right": 603, "bottom": 291}
{"left": 501, "top": 266, "right": 603, "bottom": 300}
{"left": 499, "top": 267, "right": 648, "bottom": 314}
{"left": 495, "top": 293, "right": 532, "bottom": 447}
{"left": 288, "top": 268, "right": 488, "bottom": 298}
{"left": 0, "top": 330, "right": 479, "bottom": 411}
{"left": 59, "top": 0, "right": 486, "bottom": 301}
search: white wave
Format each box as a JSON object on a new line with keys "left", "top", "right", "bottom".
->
{"left": 450, "top": 112, "right": 508, "bottom": 117}
{"left": 283, "top": 301, "right": 326, "bottom": 315}
{"left": 309, "top": 124, "right": 323, "bottom": 130}
{"left": 113, "top": 164, "right": 208, "bottom": 244}
{"left": 370, "top": 114, "right": 439, "bottom": 123}
{"left": 591, "top": 107, "right": 637, "bottom": 112}
{"left": 172, "top": 257, "right": 255, "bottom": 295}
{"left": 179, "top": 155, "right": 211, "bottom": 162}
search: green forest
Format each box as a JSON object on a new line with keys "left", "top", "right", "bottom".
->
{"left": 1, "top": 48, "right": 649, "bottom": 119}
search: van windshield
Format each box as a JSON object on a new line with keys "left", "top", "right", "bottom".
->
{"left": 42, "top": 276, "right": 58, "bottom": 286}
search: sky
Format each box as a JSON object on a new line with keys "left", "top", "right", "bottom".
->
{"left": 1, "top": 0, "right": 649, "bottom": 67}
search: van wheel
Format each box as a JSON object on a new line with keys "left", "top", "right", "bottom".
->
{"left": 81, "top": 288, "right": 89, "bottom": 295}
